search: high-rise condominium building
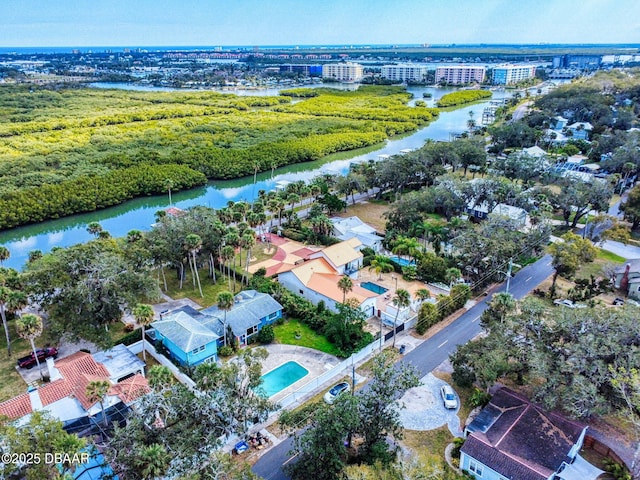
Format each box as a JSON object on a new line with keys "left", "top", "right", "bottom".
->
{"left": 435, "top": 65, "right": 486, "bottom": 84}
{"left": 322, "top": 62, "right": 364, "bottom": 82}
{"left": 491, "top": 64, "right": 536, "bottom": 85}
{"left": 381, "top": 64, "right": 430, "bottom": 82}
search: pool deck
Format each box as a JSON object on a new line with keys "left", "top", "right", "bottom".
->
{"left": 258, "top": 344, "right": 342, "bottom": 405}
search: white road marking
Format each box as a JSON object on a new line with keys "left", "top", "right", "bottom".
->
{"left": 283, "top": 451, "right": 301, "bottom": 465}
{"left": 438, "top": 340, "right": 448, "bottom": 348}
{"left": 525, "top": 276, "right": 532, "bottom": 282}
{"left": 471, "top": 316, "right": 479, "bottom": 323}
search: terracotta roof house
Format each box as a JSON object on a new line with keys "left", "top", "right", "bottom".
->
{"left": 0, "top": 345, "right": 149, "bottom": 422}
{"left": 278, "top": 257, "right": 378, "bottom": 314}
{"left": 307, "top": 238, "right": 364, "bottom": 277}
{"left": 460, "top": 388, "right": 604, "bottom": 480}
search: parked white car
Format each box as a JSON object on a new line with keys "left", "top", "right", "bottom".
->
{"left": 440, "top": 385, "right": 458, "bottom": 410}
{"left": 553, "top": 299, "right": 587, "bottom": 309}
{"left": 324, "top": 382, "right": 351, "bottom": 404}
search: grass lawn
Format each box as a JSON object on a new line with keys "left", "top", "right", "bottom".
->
{"left": 162, "top": 266, "right": 242, "bottom": 308}
{"left": 0, "top": 320, "right": 59, "bottom": 402}
{"left": 596, "top": 248, "right": 626, "bottom": 264}
{"left": 272, "top": 319, "right": 341, "bottom": 356}
{"left": 336, "top": 200, "right": 390, "bottom": 233}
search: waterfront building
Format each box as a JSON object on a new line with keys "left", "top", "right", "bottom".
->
{"left": 491, "top": 64, "right": 536, "bottom": 85}
{"left": 322, "top": 62, "right": 364, "bottom": 82}
{"left": 279, "top": 64, "right": 323, "bottom": 76}
{"left": 435, "top": 65, "right": 486, "bottom": 84}
{"left": 381, "top": 64, "right": 430, "bottom": 82}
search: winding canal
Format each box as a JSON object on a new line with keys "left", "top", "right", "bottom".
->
{"left": 0, "top": 85, "right": 508, "bottom": 270}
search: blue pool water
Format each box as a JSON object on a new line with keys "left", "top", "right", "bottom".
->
{"left": 360, "top": 282, "right": 389, "bottom": 295}
{"left": 260, "top": 361, "right": 309, "bottom": 397}
{"left": 389, "top": 255, "right": 415, "bottom": 267}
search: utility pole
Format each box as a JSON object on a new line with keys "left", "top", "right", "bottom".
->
{"left": 504, "top": 257, "right": 521, "bottom": 294}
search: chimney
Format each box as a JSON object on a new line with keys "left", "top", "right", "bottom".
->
{"left": 47, "top": 357, "right": 62, "bottom": 381}
{"left": 28, "top": 387, "right": 43, "bottom": 411}
{"left": 620, "top": 263, "right": 631, "bottom": 293}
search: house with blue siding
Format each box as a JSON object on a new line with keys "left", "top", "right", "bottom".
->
{"left": 151, "top": 311, "right": 220, "bottom": 367}
{"left": 201, "top": 290, "right": 283, "bottom": 346}
{"left": 460, "top": 388, "right": 603, "bottom": 480}
{"left": 150, "top": 291, "right": 283, "bottom": 365}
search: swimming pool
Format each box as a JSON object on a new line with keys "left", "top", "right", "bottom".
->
{"left": 260, "top": 361, "right": 309, "bottom": 397}
{"left": 389, "top": 255, "right": 415, "bottom": 267}
{"left": 360, "top": 281, "right": 389, "bottom": 295}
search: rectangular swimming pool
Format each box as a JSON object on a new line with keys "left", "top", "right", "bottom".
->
{"left": 260, "top": 361, "right": 309, "bottom": 397}
{"left": 389, "top": 255, "right": 415, "bottom": 267}
{"left": 360, "top": 281, "right": 389, "bottom": 295}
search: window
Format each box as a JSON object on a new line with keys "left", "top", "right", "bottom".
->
{"left": 268, "top": 311, "right": 279, "bottom": 320}
{"left": 247, "top": 325, "right": 258, "bottom": 336}
{"left": 192, "top": 345, "right": 206, "bottom": 354}
{"left": 469, "top": 461, "right": 483, "bottom": 476}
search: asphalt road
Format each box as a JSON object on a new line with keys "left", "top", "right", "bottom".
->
{"left": 252, "top": 255, "right": 554, "bottom": 480}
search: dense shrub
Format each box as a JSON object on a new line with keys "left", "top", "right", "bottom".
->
{"left": 437, "top": 90, "right": 492, "bottom": 107}
{"left": 256, "top": 325, "right": 275, "bottom": 344}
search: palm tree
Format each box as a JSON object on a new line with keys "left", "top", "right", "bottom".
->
{"left": 86, "top": 222, "right": 103, "bottom": 237}
{"left": 86, "top": 379, "right": 111, "bottom": 427}
{"left": 0, "top": 286, "right": 13, "bottom": 357}
{"left": 15, "top": 313, "right": 44, "bottom": 381}
{"left": 337, "top": 275, "right": 354, "bottom": 304}
{"left": 445, "top": 267, "right": 463, "bottom": 288}
{"left": 221, "top": 245, "right": 235, "bottom": 290}
{"left": 241, "top": 232, "right": 256, "bottom": 285}
{"left": 488, "top": 292, "right": 516, "bottom": 324}
{"left": 368, "top": 255, "right": 394, "bottom": 280}
{"left": 217, "top": 291, "right": 235, "bottom": 346}
{"left": 136, "top": 443, "right": 171, "bottom": 479}
{"left": 164, "top": 178, "right": 173, "bottom": 205}
{"left": 133, "top": 304, "right": 155, "bottom": 362}
{"left": 148, "top": 365, "right": 174, "bottom": 390}
{"left": 0, "top": 247, "right": 9, "bottom": 266}
{"left": 391, "top": 289, "right": 411, "bottom": 348}
{"left": 415, "top": 288, "right": 431, "bottom": 303}
{"left": 392, "top": 236, "right": 422, "bottom": 264}
{"left": 184, "top": 234, "right": 203, "bottom": 298}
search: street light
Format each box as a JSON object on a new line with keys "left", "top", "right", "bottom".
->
{"left": 391, "top": 274, "right": 398, "bottom": 292}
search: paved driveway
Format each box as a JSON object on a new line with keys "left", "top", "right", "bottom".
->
{"left": 397, "top": 373, "right": 463, "bottom": 437}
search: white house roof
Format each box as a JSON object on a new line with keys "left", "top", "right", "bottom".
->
{"left": 522, "top": 146, "right": 547, "bottom": 157}
{"left": 92, "top": 344, "right": 146, "bottom": 382}
{"left": 567, "top": 122, "right": 593, "bottom": 131}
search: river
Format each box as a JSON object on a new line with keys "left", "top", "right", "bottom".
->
{"left": 0, "top": 85, "right": 508, "bottom": 270}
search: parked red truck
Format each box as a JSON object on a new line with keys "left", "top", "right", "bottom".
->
{"left": 17, "top": 347, "right": 58, "bottom": 369}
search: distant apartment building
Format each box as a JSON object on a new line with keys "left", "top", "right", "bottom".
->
{"left": 491, "top": 64, "right": 536, "bottom": 85}
{"left": 435, "top": 65, "right": 486, "bottom": 84}
{"left": 279, "top": 64, "right": 323, "bottom": 76}
{"left": 381, "top": 64, "right": 430, "bottom": 82}
{"left": 322, "top": 62, "right": 364, "bottom": 82}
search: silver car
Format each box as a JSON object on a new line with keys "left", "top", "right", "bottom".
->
{"left": 440, "top": 385, "right": 458, "bottom": 409}
{"left": 324, "top": 382, "right": 351, "bottom": 404}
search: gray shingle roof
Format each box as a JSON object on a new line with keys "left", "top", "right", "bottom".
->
{"left": 202, "top": 290, "right": 283, "bottom": 337}
{"left": 152, "top": 311, "right": 219, "bottom": 352}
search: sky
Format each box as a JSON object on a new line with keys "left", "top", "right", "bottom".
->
{"left": 1, "top": 0, "right": 639, "bottom": 48}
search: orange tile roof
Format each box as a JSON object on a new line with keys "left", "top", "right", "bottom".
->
{"left": 290, "top": 258, "right": 336, "bottom": 285}
{"left": 313, "top": 239, "right": 362, "bottom": 268}
{"left": 111, "top": 374, "right": 150, "bottom": 404}
{"left": 0, "top": 351, "right": 149, "bottom": 420}
{"left": 0, "top": 393, "right": 32, "bottom": 420}
{"left": 307, "top": 272, "right": 378, "bottom": 305}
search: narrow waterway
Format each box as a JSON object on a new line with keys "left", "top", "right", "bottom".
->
{"left": 0, "top": 86, "right": 508, "bottom": 270}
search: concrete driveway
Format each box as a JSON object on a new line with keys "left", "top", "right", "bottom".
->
{"left": 397, "top": 372, "right": 463, "bottom": 437}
